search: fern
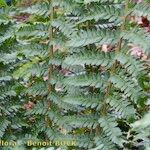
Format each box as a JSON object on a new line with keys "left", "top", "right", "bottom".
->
{"left": 131, "top": 112, "right": 150, "bottom": 150}
{"left": 0, "top": 119, "right": 10, "bottom": 138}
{"left": 67, "top": 29, "right": 119, "bottom": 47}
{"left": 92, "top": 134, "right": 117, "bottom": 150}
{"left": 78, "top": 4, "right": 121, "bottom": 24}
{"left": 19, "top": 1, "right": 50, "bottom": 17}
{"left": 98, "top": 115, "right": 125, "bottom": 146}
{"left": 0, "top": 0, "right": 150, "bottom": 149}
{"left": 109, "top": 72, "right": 144, "bottom": 103}
{"left": 115, "top": 50, "right": 147, "bottom": 77}
{"left": 64, "top": 50, "right": 114, "bottom": 68}
{"left": 122, "top": 28, "right": 150, "bottom": 56}
{"left": 132, "top": 2, "right": 150, "bottom": 20}
{"left": 62, "top": 93, "right": 102, "bottom": 110}
{"left": 106, "top": 94, "right": 136, "bottom": 119}
{"left": 0, "top": 6, "right": 25, "bottom": 141}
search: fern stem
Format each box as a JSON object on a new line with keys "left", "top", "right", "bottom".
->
{"left": 45, "top": 0, "right": 54, "bottom": 130}
{"left": 48, "top": 0, "right": 54, "bottom": 93}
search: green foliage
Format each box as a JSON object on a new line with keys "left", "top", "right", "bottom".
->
{"left": 131, "top": 112, "right": 150, "bottom": 150}
{"left": 0, "top": 0, "right": 150, "bottom": 150}
{"left": 0, "top": 0, "right": 7, "bottom": 7}
{"left": 67, "top": 29, "right": 119, "bottom": 47}
{"left": 122, "top": 28, "right": 150, "bottom": 56}
{"left": 132, "top": 2, "right": 150, "bottom": 20}
{"left": 0, "top": 7, "right": 26, "bottom": 143}
{"left": 98, "top": 115, "right": 125, "bottom": 146}
{"left": 64, "top": 50, "right": 114, "bottom": 68}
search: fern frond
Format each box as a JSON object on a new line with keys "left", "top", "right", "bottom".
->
{"left": 115, "top": 51, "right": 146, "bottom": 77}
{"left": 53, "top": 0, "right": 83, "bottom": 15}
{"left": 78, "top": 4, "right": 121, "bottom": 24}
{"left": 64, "top": 50, "right": 114, "bottom": 68}
{"left": 17, "top": 23, "right": 48, "bottom": 40}
{"left": 18, "top": 43, "right": 48, "bottom": 58}
{"left": 92, "top": 134, "right": 117, "bottom": 150}
{"left": 63, "top": 73, "right": 108, "bottom": 88}
{"left": 0, "top": 27, "right": 15, "bottom": 45}
{"left": 98, "top": 115, "right": 124, "bottom": 146}
{"left": 109, "top": 71, "right": 144, "bottom": 103}
{"left": 62, "top": 114, "right": 99, "bottom": 129}
{"left": 0, "top": 52, "right": 17, "bottom": 64}
{"left": 67, "top": 29, "right": 119, "bottom": 47}
{"left": 106, "top": 94, "right": 136, "bottom": 119}
{"left": 13, "top": 57, "right": 46, "bottom": 79}
{"left": 131, "top": 112, "right": 150, "bottom": 150}
{"left": 0, "top": 75, "right": 12, "bottom": 81}
{"left": 62, "top": 93, "right": 102, "bottom": 110}
{"left": 52, "top": 19, "right": 76, "bottom": 37}
{"left": 25, "top": 81, "right": 48, "bottom": 97}
{"left": 0, "top": 13, "right": 9, "bottom": 25}
{"left": 122, "top": 28, "right": 150, "bottom": 56}
{"left": 132, "top": 2, "right": 150, "bottom": 20}
{"left": 25, "top": 101, "right": 47, "bottom": 116}
{"left": 20, "top": 2, "right": 50, "bottom": 17}
{"left": 0, "top": 86, "right": 16, "bottom": 100}
{"left": 0, "top": 119, "right": 10, "bottom": 138}
{"left": 48, "top": 93, "right": 82, "bottom": 112}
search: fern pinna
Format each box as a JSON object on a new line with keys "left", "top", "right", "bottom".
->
{"left": 0, "top": 0, "right": 150, "bottom": 150}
